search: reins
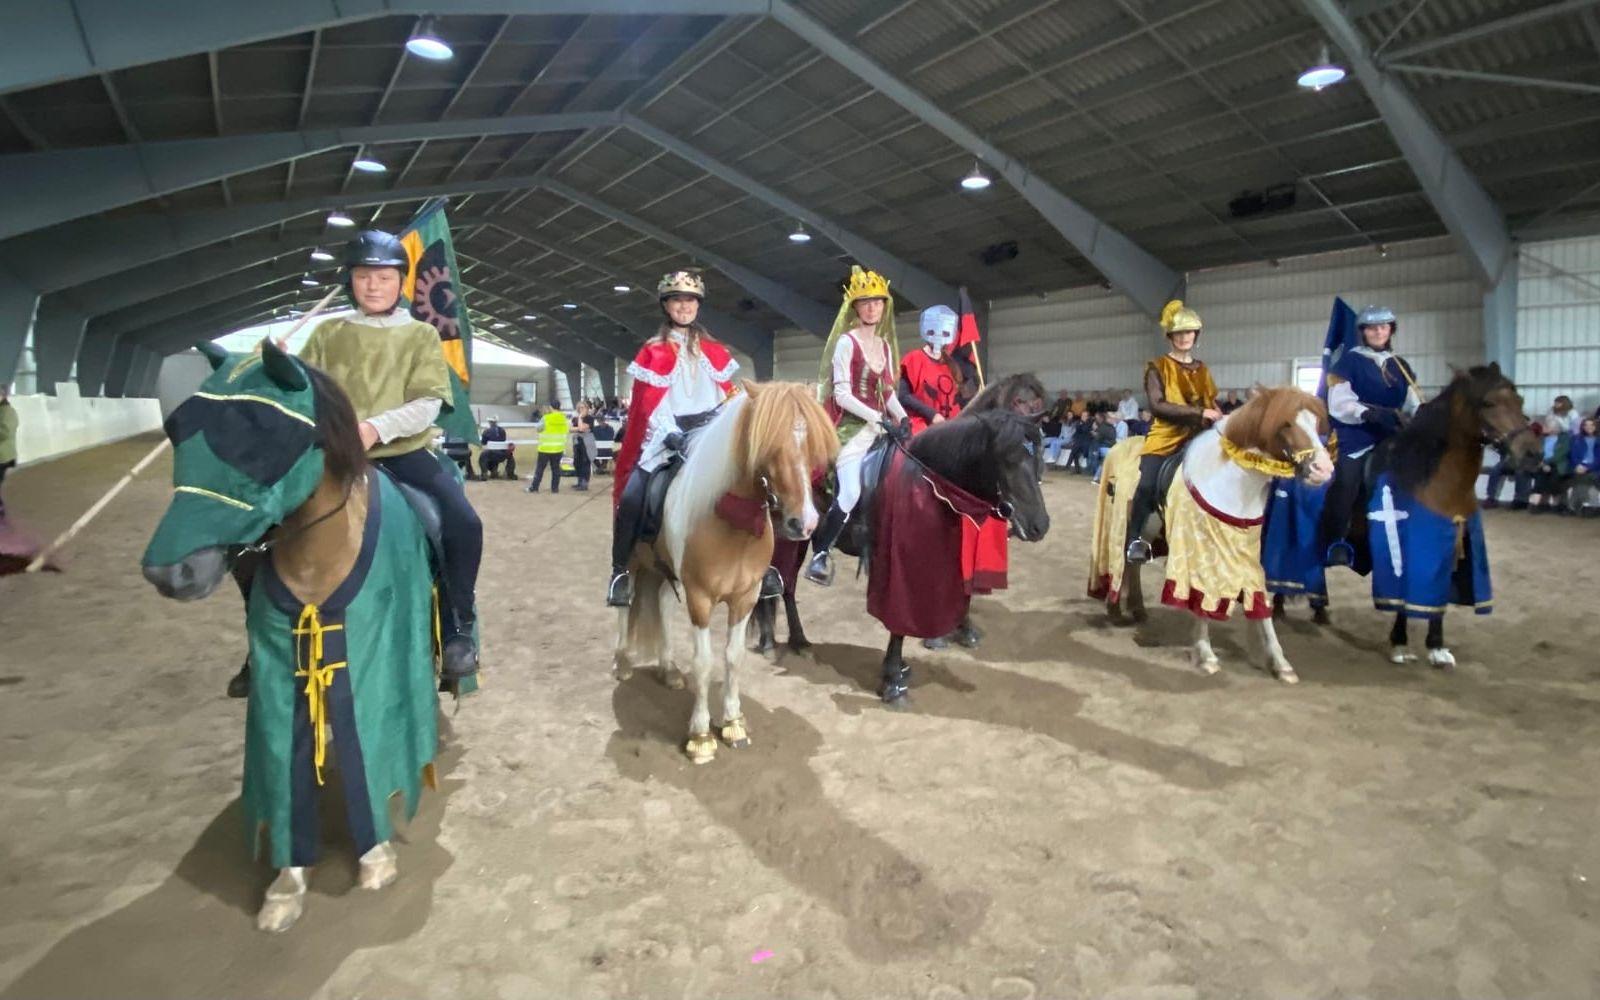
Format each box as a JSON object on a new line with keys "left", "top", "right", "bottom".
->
{"left": 238, "top": 476, "right": 357, "bottom": 559}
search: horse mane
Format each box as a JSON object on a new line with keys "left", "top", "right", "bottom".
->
{"left": 909, "top": 407, "right": 1030, "bottom": 493}
{"left": 1387, "top": 364, "right": 1507, "bottom": 494}
{"left": 965, "top": 372, "right": 1047, "bottom": 414}
{"left": 740, "top": 382, "right": 837, "bottom": 482}
{"left": 304, "top": 365, "right": 368, "bottom": 489}
{"left": 1222, "top": 387, "right": 1325, "bottom": 453}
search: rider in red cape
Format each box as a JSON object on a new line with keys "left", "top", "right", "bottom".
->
{"left": 607, "top": 271, "right": 783, "bottom": 607}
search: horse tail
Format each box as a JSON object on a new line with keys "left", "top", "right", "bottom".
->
{"left": 625, "top": 567, "right": 666, "bottom": 660}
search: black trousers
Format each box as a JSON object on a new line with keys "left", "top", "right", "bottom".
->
{"left": 612, "top": 464, "right": 649, "bottom": 573}
{"left": 531, "top": 452, "right": 562, "bottom": 491}
{"left": 0, "top": 460, "right": 11, "bottom": 515}
{"left": 1319, "top": 453, "right": 1367, "bottom": 549}
{"left": 377, "top": 449, "right": 483, "bottom": 632}
{"left": 479, "top": 450, "right": 512, "bottom": 478}
{"left": 1125, "top": 453, "right": 1166, "bottom": 548}
{"left": 572, "top": 442, "right": 591, "bottom": 485}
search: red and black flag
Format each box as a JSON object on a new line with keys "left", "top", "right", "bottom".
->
{"left": 955, "top": 286, "right": 985, "bottom": 395}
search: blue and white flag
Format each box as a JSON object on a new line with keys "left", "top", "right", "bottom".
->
{"left": 1368, "top": 472, "right": 1492, "bottom": 620}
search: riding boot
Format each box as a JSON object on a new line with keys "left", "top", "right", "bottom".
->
{"left": 608, "top": 468, "right": 649, "bottom": 606}
{"left": 1324, "top": 540, "right": 1355, "bottom": 567}
{"left": 804, "top": 504, "right": 849, "bottom": 586}
{"left": 759, "top": 566, "right": 783, "bottom": 600}
{"left": 440, "top": 609, "right": 479, "bottom": 680}
{"left": 226, "top": 658, "right": 251, "bottom": 698}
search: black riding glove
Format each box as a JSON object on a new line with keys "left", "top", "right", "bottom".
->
{"left": 663, "top": 431, "right": 686, "bottom": 454}
{"left": 882, "top": 417, "right": 910, "bottom": 443}
{"left": 1362, "top": 406, "right": 1402, "bottom": 432}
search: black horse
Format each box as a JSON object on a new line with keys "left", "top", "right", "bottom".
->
{"left": 757, "top": 374, "right": 1051, "bottom": 707}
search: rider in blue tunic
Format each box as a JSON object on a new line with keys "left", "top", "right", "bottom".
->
{"left": 1318, "top": 305, "right": 1422, "bottom": 566}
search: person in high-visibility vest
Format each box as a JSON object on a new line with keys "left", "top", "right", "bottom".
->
{"left": 527, "top": 404, "right": 569, "bottom": 493}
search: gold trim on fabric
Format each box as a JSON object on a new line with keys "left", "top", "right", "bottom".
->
{"left": 175, "top": 485, "right": 255, "bottom": 511}
{"left": 1218, "top": 435, "right": 1298, "bottom": 478}
{"left": 192, "top": 391, "right": 316, "bottom": 427}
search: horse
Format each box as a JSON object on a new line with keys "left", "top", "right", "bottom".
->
{"left": 1088, "top": 387, "right": 1334, "bottom": 682}
{"left": 865, "top": 373, "right": 1051, "bottom": 707}
{"left": 141, "top": 340, "right": 445, "bottom": 933}
{"left": 612, "top": 381, "right": 837, "bottom": 764}
{"left": 1358, "top": 363, "right": 1533, "bottom": 665}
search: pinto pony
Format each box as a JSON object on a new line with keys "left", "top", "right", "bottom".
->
{"left": 613, "top": 381, "right": 837, "bottom": 763}
{"left": 1089, "top": 387, "right": 1333, "bottom": 682}
{"left": 141, "top": 341, "right": 444, "bottom": 933}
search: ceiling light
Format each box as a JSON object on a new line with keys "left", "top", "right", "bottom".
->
{"left": 326, "top": 209, "right": 355, "bottom": 228}
{"left": 612, "top": 283, "right": 631, "bottom": 293}
{"left": 521, "top": 313, "right": 536, "bottom": 320}
{"left": 1377, "top": 244, "right": 1390, "bottom": 258}
{"left": 788, "top": 222, "right": 811, "bottom": 243}
{"left": 960, "top": 162, "right": 992, "bottom": 191}
{"left": 300, "top": 274, "right": 318, "bottom": 287}
{"left": 352, "top": 156, "right": 387, "bottom": 173}
{"left": 562, "top": 302, "right": 577, "bottom": 310}
{"left": 492, "top": 321, "right": 508, "bottom": 329}
{"left": 1297, "top": 45, "right": 1346, "bottom": 91}
{"left": 309, "top": 247, "right": 334, "bottom": 262}
{"left": 406, "top": 17, "right": 454, "bottom": 61}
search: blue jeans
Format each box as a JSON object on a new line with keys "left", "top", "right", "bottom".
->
{"left": 1044, "top": 436, "right": 1066, "bottom": 464}
{"left": 1088, "top": 445, "right": 1110, "bottom": 479}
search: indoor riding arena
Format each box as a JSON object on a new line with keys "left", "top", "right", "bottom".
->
{"left": 2, "top": 3, "right": 1598, "bottom": 999}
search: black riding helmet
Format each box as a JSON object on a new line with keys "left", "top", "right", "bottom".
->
{"left": 342, "top": 230, "right": 409, "bottom": 310}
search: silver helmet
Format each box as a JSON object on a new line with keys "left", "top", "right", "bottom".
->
{"left": 919, "top": 304, "right": 958, "bottom": 348}
{"left": 1356, "top": 304, "right": 1397, "bottom": 329}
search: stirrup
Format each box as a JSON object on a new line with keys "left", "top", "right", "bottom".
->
{"left": 1324, "top": 541, "right": 1355, "bottom": 568}
{"left": 804, "top": 551, "right": 835, "bottom": 587}
{"left": 1125, "top": 538, "right": 1153, "bottom": 564}
{"left": 606, "top": 571, "right": 632, "bottom": 607}
{"left": 759, "top": 566, "right": 783, "bottom": 600}
{"left": 440, "top": 634, "right": 479, "bottom": 680}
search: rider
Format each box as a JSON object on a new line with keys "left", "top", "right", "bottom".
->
{"left": 289, "top": 230, "right": 485, "bottom": 677}
{"left": 1125, "top": 299, "right": 1221, "bottom": 564}
{"left": 1319, "top": 304, "right": 1421, "bottom": 565}
{"left": 805, "top": 266, "right": 909, "bottom": 586}
{"left": 607, "top": 271, "right": 782, "bottom": 606}
{"left": 897, "top": 304, "right": 975, "bottom": 434}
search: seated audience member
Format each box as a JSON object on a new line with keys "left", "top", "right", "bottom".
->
{"left": 479, "top": 416, "right": 513, "bottom": 480}
{"left": 1123, "top": 408, "right": 1152, "bottom": 438}
{"left": 1067, "top": 412, "right": 1101, "bottom": 473}
{"left": 1088, "top": 411, "right": 1118, "bottom": 481}
{"left": 1116, "top": 389, "right": 1139, "bottom": 422}
{"left": 1566, "top": 417, "right": 1599, "bottom": 514}
{"left": 1042, "top": 407, "right": 1066, "bottom": 465}
{"left": 1485, "top": 418, "right": 1543, "bottom": 509}
{"left": 1529, "top": 427, "right": 1572, "bottom": 514}
{"left": 1219, "top": 389, "right": 1245, "bottom": 414}
{"left": 1545, "top": 395, "right": 1577, "bottom": 435}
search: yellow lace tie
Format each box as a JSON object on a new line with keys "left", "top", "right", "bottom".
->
{"left": 292, "top": 605, "right": 347, "bottom": 786}
{"left": 1218, "top": 435, "right": 1299, "bottom": 479}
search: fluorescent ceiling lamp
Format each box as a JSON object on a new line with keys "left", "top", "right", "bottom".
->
{"left": 326, "top": 210, "right": 355, "bottom": 227}
{"left": 613, "top": 283, "right": 631, "bottom": 293}
{"left": 309, "top": 247, "right": 334, "bottom": 262}
{"left": 406, "top": 17, "right": 453, "bottom": 60}
{"left": 300, "top": 274, "right": 318, "bottom": 287}
{"left": 352, "top": 157, "right": 387, "bottom": 173}
{"left": 521, "top": 313, "right": 537, "bottom": 320}
{"left": 960, "top": 163, "right": 992, "bottom": 191}
{"left": 1297, "top": 45, "right": 1346, "bottom": 90}
{"left": 561, "top": 302, "right": 578, "bottom": 310}
{"left": 788, "top": 222, "right": 811, "bottom": 243}
{"left": 492, "top": 321, "right": 508, "bottom": 329}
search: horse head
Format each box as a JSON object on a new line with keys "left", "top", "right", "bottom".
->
{"left": 738, "top": 381, "right": 839, "bottom": 541}
{"left": 141, "top": 340, "right": 365, "bottom": 600}
{"left": 915, "top": 372, "right": 1052, "bottom": 543}
{"left": 1222, "top": 387, "right": 1334, "bottom": 485}
{"left": 1457, "top": 362, "right": 1536, "bottom": 461}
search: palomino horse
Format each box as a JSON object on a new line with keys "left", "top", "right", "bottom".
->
{"left": 141, "top": 341, "right": 444, "bottom": 932}
{"left": 1360, "top": 363, "right": 1532, "bottom": 665}
{"left": 1089, "top": 388, "right": 1334, "bottom": 682}
{"left": 613, "top": 381, "right": 837, "bottom": 763}
{"left": 867, "top": 373, "right": 1051, "bottom": 707}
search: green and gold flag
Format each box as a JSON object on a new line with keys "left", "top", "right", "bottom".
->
{"left": 398, "top": 198, "right": 477, "bottom": 440}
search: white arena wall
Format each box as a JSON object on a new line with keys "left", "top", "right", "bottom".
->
{"left": 1515, "top": 233, "right": 1600, "bottom": 417}
{"left": 9, "top": 386, "right": 162, "bottom": 466}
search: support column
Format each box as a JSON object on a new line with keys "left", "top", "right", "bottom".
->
{"left": 1483, "top": 256, "right": 1519, "bottom": 379}
{"left": 0, "top": 267, "right": 40, "bottom": 387}
{"left": 75, "top": 320, "right": 119, "bottom": 398}
{"left": 103, "top": 338, "right": 138, "bottom": 398}
{"left": 750, "top": 339, "right": 775, "bottom": 381}
{"left": 31, "top": 297, "right": 90, "bottom": 394}
{"left": 598, "top": 362, "right": 617, "bottom": 404}
{"left": 130, "top": 351, "right": 164, "bottom": 399}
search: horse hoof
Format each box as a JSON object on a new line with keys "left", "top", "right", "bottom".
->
{"left": 358, "top": 843, "right": 397, "bottom": 890}
{"left": 256, "top": 870, "right": 307, "bottom": 933}
{"left": 1389, "top": 647, "right": 1417, "bottom": 664}
{"left": 684, "top": 733, "right": 717, "bottom": 764}
{"left": 1312, "top": 607, "right": 1331, "bottom": 626}
{"left": 787, "top": 636, "right": 812, "bottom": 654}
{"left": 952, "top": 626, "right": 981, "bottom": 648}
{"left": 920, "top": 636, "right": 949, "bottom": 651}
{"left": 1428, "top": 649, "right": 1456, "bottom": 670}
{"left": 1195, "top": 656, "right": 1221, "bottom": 676}
{"left": 612, "top": 659, "right": 633, "bottom": 682}
{"left": 881, "top": 694, "right": 912, "bottom": 711}
{"left": 719, "top": 717, "right": 751, "bottom": 749}
{"left": 1130, "top": 607, "right": 1148, "bottom": 624}
{"left": 1275, "top": 665, "right": 1301, "bottom": 685}
{"left": 663, "top": 669, "right": 686, "bottom": 690}
{"left": 753, "top": 635, "right": 776, "bottom": 655}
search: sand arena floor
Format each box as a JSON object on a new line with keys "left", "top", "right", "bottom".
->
{"left": 1, "top": 433, "right": 1597, "bottom": 999}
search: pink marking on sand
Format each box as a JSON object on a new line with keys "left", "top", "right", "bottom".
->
{"left": 750, "top": 950, "right": 774, "bottom": 964}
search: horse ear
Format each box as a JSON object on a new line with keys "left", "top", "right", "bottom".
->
{"left": 260, "top": 338, "right": 308, "bottom": 391}
{"left": 1487, "top": 361, "right": 1502, "bottom": 375}
{"left": 740, "top": 378, "right": 762, "bottom": 397}
{"left": 194, "top": 341, "right": 229, "bottom": 371}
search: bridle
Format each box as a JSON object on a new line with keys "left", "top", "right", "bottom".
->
{"left": 238, "top": 477, "right": 356, "bottom": 559}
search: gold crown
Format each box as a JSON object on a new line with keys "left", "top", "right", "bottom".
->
{"left": 842, "top": 265, "right": 890, "bottom": 304}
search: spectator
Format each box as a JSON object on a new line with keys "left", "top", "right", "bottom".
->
{"left": 1567, "top": 417, "right": 1599, "bottom": 514}
{"left": 1544, "top": 395, "right": 1577, "bottom": 435}
{"left": 1088, "top": 411, "right": 1119, "bottom": 481}
{"left": 1115, "top": 389, "right": 1139, "bottom": 422}
{"left": 0, "top": 386, "right": 17, "bottom": 519}
{"left": 1041, "top": 407, "right": 1067, "bottom": 466}
{"left": 1219, "top": 390, "right": 1244, "bottom": 414}
{"left": 1123, "top": 408, "right": 1152, "bottom": 438}
{"left": 1067, "top": 412, "right": 1099, "bottom": 473}
{"left": 526, "top": 404, "right": 569, "bottom": 494}
{"left": 1485, "top": 415, "right": 1542, "bottom": 509}
{"left": 570, "top": 401, "right": 596, "bottom": 492}
{"left": 478, "top": 416, "right": 513, "bottom": 480}
{"left": 1529, "top": 426, "right": 1572, "bottom": 514}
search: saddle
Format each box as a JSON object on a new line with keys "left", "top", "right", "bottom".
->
{"left": 837, "top": 433, "right": 897, "bottom": 562}
{"left": 383, "top": 466, "right": 446, "bottom": 572}
{"left": 638, "top": 409, "right": 718, "bottom": 544}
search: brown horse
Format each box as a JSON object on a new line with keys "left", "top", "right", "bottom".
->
{"left": 612, "top": 381, "right": 837, "bottom": 763}
{"left": 1089, "top": 387, "right": 1333, "bottom": 682}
